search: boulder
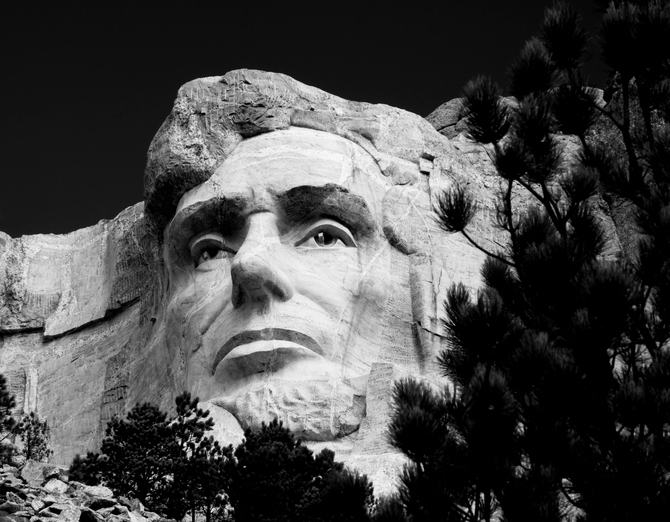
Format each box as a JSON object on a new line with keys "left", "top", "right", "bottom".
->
{"left": 82, "top": 486, "right": 113, "bottom": 499}
{"left": 128, "top": 512, "right": 146, "bottom": 522}
{"left": 0, "top": 502, "right": 21, "bottom": 514}
{"left": 0, "top": 511, "right": 30, "bottom": 522}
{"left": 85, "top": 497, "right": 116, "bottom": 511}
{"left": 117, "top": 497, "right": 142, "bottom": 512}
{"left": 29, "top": 500, "right": 43, "bottom": 513}
{"left": 79, "top": 507, "right": 104, "bottom": 522}
{"left": 19, "top": 464, "right": 44, "bottom": 489}
{"left": 40, "top": 496, "right": 56, "bottom": 507}
{"left": 0, "top": 485, "right": 24, "bottom": 501}
{"left": 3, "top": 495, "right": 22, "bottom": 506}
{"left": 41, "top": 480, "right": 67, "bottom": 495}
{"left": 38, "top": 466, "right": 66, "bottom": 484}
{"left": 18, "top": 463, "right": 67, "bottom": 490}
{"left": 40, "top": 503, "right": 81, "bottom": 522}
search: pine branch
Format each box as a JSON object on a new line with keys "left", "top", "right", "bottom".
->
{"left": 461, "top": 229, "right": 515, "bottom": 268}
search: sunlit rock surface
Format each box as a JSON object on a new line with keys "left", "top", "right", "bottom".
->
{"left": 0, "top": 70, "right": 623, "bottom": 496}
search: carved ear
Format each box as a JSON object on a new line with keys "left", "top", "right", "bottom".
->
{"left": 140, "top": 222, "right": 168, "bottom": 326}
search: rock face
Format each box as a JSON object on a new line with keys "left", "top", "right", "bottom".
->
{"left": 0, "top": 69, "right": 623, "bottom": 494}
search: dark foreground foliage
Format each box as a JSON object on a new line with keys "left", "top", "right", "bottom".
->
{"left": 388, "top": 1, "right": 670, "bottom": 521}
{"left": 228, "top": 419, "right": 373, "bottom": 522}
{"left": 70, "top": 394, "right": 233, "bottom": 521}
{"left": 71, "top": 399, "right": 373, "bottom": 522}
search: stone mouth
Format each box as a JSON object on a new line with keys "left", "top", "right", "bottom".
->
{"left": 212, "top": 328, "right": 322, "bottom": 372}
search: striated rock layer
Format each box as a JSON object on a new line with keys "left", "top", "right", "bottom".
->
{"left": 0, "top": 70, "right": 623, "bottom": 496}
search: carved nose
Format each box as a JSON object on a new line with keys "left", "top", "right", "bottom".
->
{"left": 230, "top": 213, "right": 294, "bottom": 308}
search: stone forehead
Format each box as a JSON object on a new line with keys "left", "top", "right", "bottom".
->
{"left": 143, "top": 69, "right": 446, "bottom": 239}
{"left": 214, "top": 128, "right": 379, "bottom": 181}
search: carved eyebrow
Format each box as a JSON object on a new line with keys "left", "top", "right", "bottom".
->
{"left": 276, "top": 184, "right": 376, "bottom": 238}
{"left": 167, "top": 196, "right": 246, "bottom": 260}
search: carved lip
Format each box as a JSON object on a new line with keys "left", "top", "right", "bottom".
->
{"left": 212, "top": 328, "right": 322, "bottom": 372}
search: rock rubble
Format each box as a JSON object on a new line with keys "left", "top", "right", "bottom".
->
{"left": 0, "top": 461, "right": 165, "bottom": 522}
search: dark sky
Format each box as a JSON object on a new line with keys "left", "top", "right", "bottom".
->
{"left": 0, "top": 1, "right": 607, "bottom": 238}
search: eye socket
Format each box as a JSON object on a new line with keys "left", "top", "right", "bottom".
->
{"left": 294, "top": 220, "right": 356, "bottom": 249}
{"left": 190, "top": 233, "right": 236, "bottom": 268}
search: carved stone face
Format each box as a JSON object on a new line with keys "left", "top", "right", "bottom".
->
{"left": 164, "top": 127, "right": 392, "bottom": 440}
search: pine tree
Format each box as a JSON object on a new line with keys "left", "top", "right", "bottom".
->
{"left": 227, "top": 419, "right": 373, "bottom": 522}
{"left": 98, "top": 402, "right": 176, "bottom": 512}
{"left": 68, "top": 451, "right": 106, "bottom": 485}
{"left": 0, "top": 373, "right": 18, "bottom": 464}
{"left": 388, "top": 1, "right": 670, "bottom": 520}
{"left": 17, "top": 411, "right": 52, "bottom": 462}
{"left": 70, "top": 393, "right": 234, "bottom": 519}
{"left": 167, "top": 392, "right": 233, "bottom": 522}
{"left": 185, "top": 433, "right": 233, "bottom": 522}
{"left": 312, "top": 468, "right": 374, "bottom": 522}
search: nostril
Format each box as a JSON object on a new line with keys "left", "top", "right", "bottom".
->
{"left": 231, "top": 284, "right": 245, "bottom": 308}
{"left": 231, "top": 287, "right": 269, "bottom": 308}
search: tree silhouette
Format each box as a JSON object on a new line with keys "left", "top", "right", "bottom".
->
{"left": 69, "top": 393, "right": 235, "bottom": 519}
{"left": 227, "top": 419, "right": 373, "bottom": 522}
{"left": 388, "top": 1, "right": 670, "bottom": 520}
{"left": 71, "top": 398, "right": 372, "bottom": 521}
{"left": 167, "top": 392, "right": 233, "bottom": 522}
{"left": 99, "top": 402, "right": 175, "bottom": 512}
{"left": 68, "top": 451, "right": 106, "bottom": 486}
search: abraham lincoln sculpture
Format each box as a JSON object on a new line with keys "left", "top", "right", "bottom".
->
{"left": 0, "top": 69, "right": 503, "bottom": 490}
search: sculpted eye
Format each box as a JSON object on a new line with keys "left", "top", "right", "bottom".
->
{"left": 190, "top": 233, "right": 236, "bottom": 268}
{"left": 294, "top": 220, "right": 356, "bottom": 249}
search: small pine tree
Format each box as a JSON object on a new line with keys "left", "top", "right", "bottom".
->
{"left": 314, "top": 468, "right": 374, "bottom": 522}
{"left": 185, "top": 434, "right": 233, "bottom": 522}
{"left": 68, "top": 451, "right": 106, "bottom": 485}
{"left": 100, "top": 402, "right": 176, "bottom": 512}
{"left": 166, "top": 392, "right": 234, "bottom": 522}
{"left": 227, "top": 419, "right": 372, "bottom": 522}
{"left": 67, "top": 399, "right": 370, "bottom": 521}
{"left": 68, "top": 393, "right": 235, "bottom": 520}
{"left": 0, "top": 374, "right": 18, "bottom": 464}
{"left": 371, "top": 496, "right": 408, "bottom": 522}
{"left": 17, "top": 411, "right": 52, "bottom": 462}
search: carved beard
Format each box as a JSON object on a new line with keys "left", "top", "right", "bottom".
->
{"left": 210, "top": 378, "right": 366, "bottom": 441}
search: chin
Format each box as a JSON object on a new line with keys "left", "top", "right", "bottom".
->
{"left": 210, "top": 377, "right": 366, "bottom": 441}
